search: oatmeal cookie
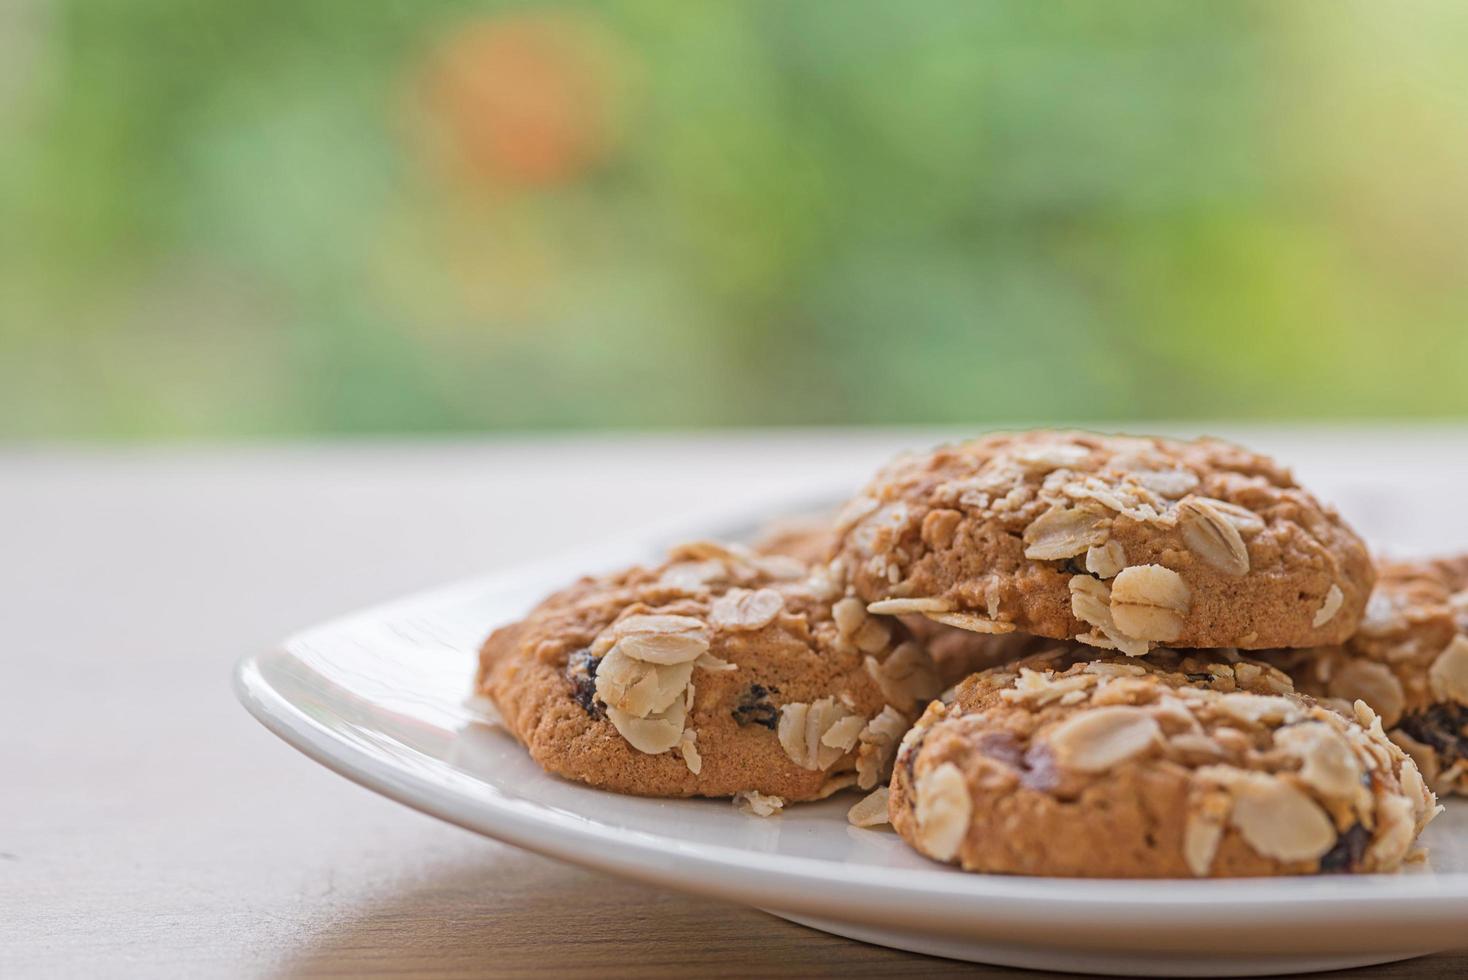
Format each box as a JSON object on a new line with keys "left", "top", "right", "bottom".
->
{"left": 832, "top": 430, "right": 1373, "bottom": 655}
{"left": 476, "top": 541, "right": 937, "bottom": 801}
{"left": 888, "top": 648, "right": 1437, "bottom": 877}
{"left": 1269, "top": 557, "right": 1468, "bottom": 796}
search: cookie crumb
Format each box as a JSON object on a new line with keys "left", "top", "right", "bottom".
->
{"left": 848, "top": 787, "right": 891, "bottom": 827}
{"left": 734, "top": 790, "right": 785, "bottom": 817}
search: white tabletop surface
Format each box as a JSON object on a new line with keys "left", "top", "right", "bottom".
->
{"left": 6, "top": 428, "right": 1468, "bottom": 979}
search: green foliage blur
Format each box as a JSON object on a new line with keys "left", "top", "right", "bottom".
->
{"left": 3, "top": 0, "right": 1467, "bottom": 437}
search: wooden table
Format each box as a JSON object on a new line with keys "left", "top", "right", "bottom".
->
{"left": 5, "top": 432, "right": 1467, "bottom": 978}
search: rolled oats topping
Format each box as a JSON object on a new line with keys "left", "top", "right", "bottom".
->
{"left": 1211, "top": 693, "right": 1300, "bottom": 726}
{"left": 1001, "top": 667, "right": 1096, "bottom": 707}
{"left": 1313, "top": 585, "right": 1345, "bottom": 629}
{"left": 921, "top": 610, "right": 1016, "bottom": 635}
{"left": 855, "top": 706, "right": 909, "bottom": 789}
{"left": 1220, "top": 771, "right": 1337, "bottom": 863}
{"left": 1327, "top": 660, "right": 1407, "bottom": 728}
{"left": 1389, "top": 729, "right": 1441, "bottom": 785}
{"left": 832, "top": 596, "right": 868, "bottom": 637}
{"left": 821, "top": 713, "right": 866, "bottom": 753}
{"left": 1042, "top": 706, "right": 1160, "bottom": 773}
{"left": 1132, "top": 468, "right": 1200, "bottom": 499}
{"left": 1182, "top": 791, "right": 1231, "bottom": 877}
{"left": 594, "top": 649, "right": 695, "bottom": 717}
{"left": 1177, "top": 497, "right": 1250, "bottom": 577}
{"left": 1109, "top": 564, "right": 1192, "bottom": 643}
{"left": 887, "top": 646, "right": 1437, "bottom": 878}
{"left": 606, "top": 699, "right": 687, "bottom": 755}
{"left": 709, "top": 587, "right": 785, "bottom": 631}
{"left": 1068, "top": 574, "right": 1149, "bottom": 656}
{"left": 913, "top": 762, "right": 971, "bottom": 861}
{"left": 1429, "top": 635, "right": 1468, "bottom": 705}
{"left": 1201, "top": 497, "right": 1267, "bottom": 536}
{"left": 1013, "top": 441, "right": 1092, "bottom": 471}
{"left": 778, "top": 697, "right": 863, "bottom": 770}
{"left": 866, "top": 596, "right": 953, "bottom": 615}
{"left": 598, "top": 614, "right": 711, "bottom": 665}
{"left": 1021, "top": 503, "right": 1111, "bottom": 561}
{"left": 678, "top": 727, "right": 703, "bottom": 775}
{"left": 1085, "top": 540, "right": 1126, "bottom": 579}
{"left": 832, "top": 430, "right": 1374, "bottom": 652}
{"left": 801, "top": 559, "right": 846, "bottom": 603}
{"left": 1069, "top": 574, "right": 1113, "bottom": 629}
{"left": 655, "top": 559, "right": 728, "bottom": 595}
{"left": 1274, "top": 721, "right": 1363, "bottom": 800}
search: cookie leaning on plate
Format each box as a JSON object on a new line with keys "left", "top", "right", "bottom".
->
{"left": 832, "top": 431, "right": 1374, "bottom": 655}
{"left": 476, "top": 542, "right": 938, "bottom": 803}
{"left": 888, "top": 647, "right": 1439, "bottom": 877}
{"left": 1269, "top": 556, "right": 1468, "bottom": 796}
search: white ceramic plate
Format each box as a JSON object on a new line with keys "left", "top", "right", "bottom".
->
{"left": 235, "top": 500, "right": 1468, "bottom": 977}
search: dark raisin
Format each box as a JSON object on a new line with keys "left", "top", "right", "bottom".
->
{"left": 1397, "top": 703, "right": 1468, "bottom": 766}
{"left": 732, "top": 684, "right": 779, "bottom": 730}
{"left": 1061, "top": 556, "right": 1088, "bottom": 576}
{"left": 1317, "top": 822, "right": 1369, "bottom": 874}
{"left": 565, "top": 649, "right": 604, "bottom": 719}
{"left": 974, "top": 731, "right": 1024, "bottom": 769}
{"left": 1019, "top": 743, "right": 1061, "bottom": 793}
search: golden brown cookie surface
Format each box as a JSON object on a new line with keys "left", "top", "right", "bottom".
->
{"left": 477, "top": 541, "right": 935, "bottom": 802}
{"left": 750, "top": 515, "right": 835, "bottom": 566}
{"left": 1270, "top": 557, "right": 1468, "bottom": 796}
{"left": 888, "top": 648, "right": 1436, "bottom": 878}
{"left": 832, "top": 430, "right": 1374, "bottom": 654}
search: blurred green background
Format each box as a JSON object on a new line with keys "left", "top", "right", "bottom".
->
{"left": 2, "top": 0, "right": 1466, "bottom": 438}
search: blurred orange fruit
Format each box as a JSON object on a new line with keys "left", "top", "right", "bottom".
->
{"left": 418, "top": 10, "right": 622, "bottom": 187}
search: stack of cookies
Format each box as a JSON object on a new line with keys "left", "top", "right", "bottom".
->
{"left": 476, "top": 431, "right": 1458, "bottom": 877}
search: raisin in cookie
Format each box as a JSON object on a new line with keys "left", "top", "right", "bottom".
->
{"left": 476, "top": 541, "right": 937, "bottom": 801}
{"left": 888, "top": 648, "right": 1437, "bottom": 877}
{"left": 833, "top": 430, "right": 1373, "bottom": 655}
{"left": 1269, "top": 557, "right": 1468, "bottom": 796}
